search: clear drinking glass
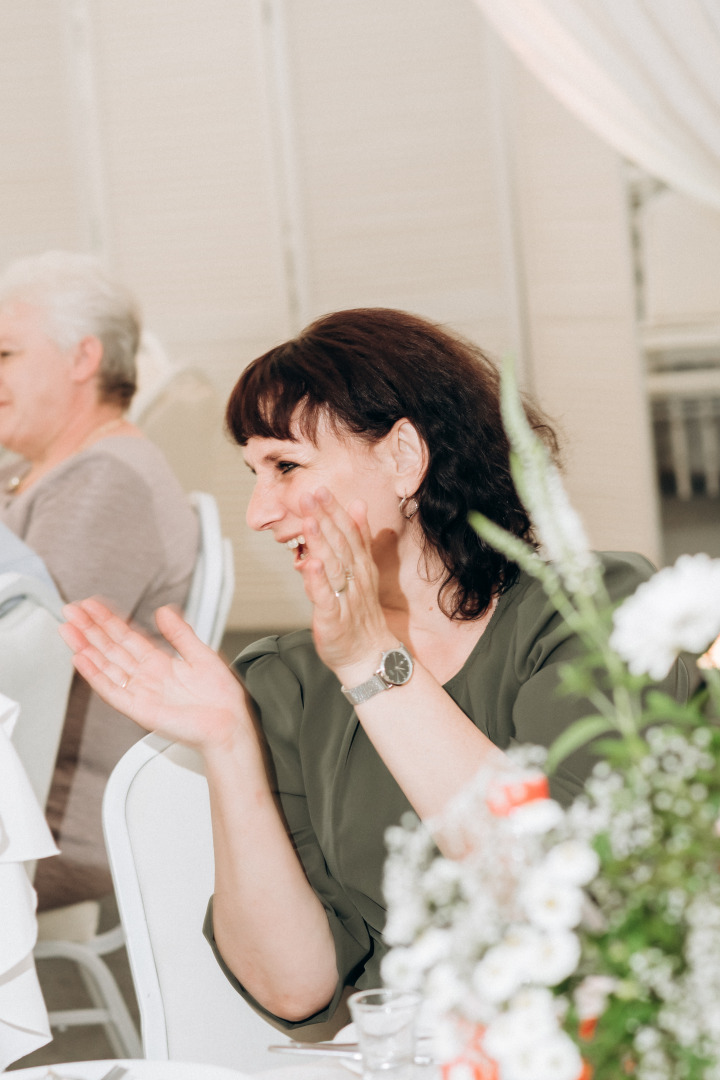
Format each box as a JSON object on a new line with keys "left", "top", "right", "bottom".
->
{"left": 349, "top": 988, "right": 422, "bottom": 1080}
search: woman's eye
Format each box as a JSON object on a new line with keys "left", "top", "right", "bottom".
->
{"left": 278, "top": 461, "right": 299, "bottom": 474}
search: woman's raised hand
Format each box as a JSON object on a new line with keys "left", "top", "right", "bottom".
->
{"left": 298, "top": 487, "right": 394, "bottom": 681}
{"left": 60, "top": 598, "right": 249, "bottom": 751}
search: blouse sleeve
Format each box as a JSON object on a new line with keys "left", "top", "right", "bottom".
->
{"left": 19, "top": 453, "right": 165, "bottom": 617}
{"left": 203, "top": 636, "right": 375, "bottom": 1030}
{"left": 510, "top": 552, "right": 688, "bottom": 806}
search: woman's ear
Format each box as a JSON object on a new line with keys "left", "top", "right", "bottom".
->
{"left": 70, "top": 335, "right": 104, "bottom": 384}
{"left": 387, "top": 418, "right": 428, "bottom": 494}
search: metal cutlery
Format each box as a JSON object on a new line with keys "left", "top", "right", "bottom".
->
{"left": 269, "top": 1040, "right": 434, "bottom": 1065}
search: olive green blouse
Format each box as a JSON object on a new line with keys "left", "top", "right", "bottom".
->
{"left": 203, "top": 552, "right": 687, "bottom": 1030}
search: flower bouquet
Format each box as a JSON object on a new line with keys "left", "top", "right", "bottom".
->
{"left": 381, "top": 363, "right": 720, "bottom": 1080}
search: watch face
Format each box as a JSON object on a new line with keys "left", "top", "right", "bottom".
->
{"left": 382, "top": 648, "right": 413, "bottom": 685}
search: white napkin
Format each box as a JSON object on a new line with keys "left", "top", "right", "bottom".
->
{"left": 0, "top": 694, "right": 59, "bottom": 865}
{"left": 0, "top": 691, "right": 59, "bottom": 1070}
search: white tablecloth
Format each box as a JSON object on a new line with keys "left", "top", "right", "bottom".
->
{"left": 0, "top": 691, "right": 59, "bottom": 1071}
{"left": 6, "top": 1060, "right": 253, "bottom": 1079}
{"left": 6, "top": 1061, "right": 351, "bottom": 1080}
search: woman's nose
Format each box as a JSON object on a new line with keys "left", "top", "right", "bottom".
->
{"left": 246, "top": 481, "right": 280, "bottom": 532}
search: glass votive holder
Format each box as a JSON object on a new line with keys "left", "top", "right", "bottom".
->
{"left": 349, "top": 988, "right": 422, "bottom": 1080}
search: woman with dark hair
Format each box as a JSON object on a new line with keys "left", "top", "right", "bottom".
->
{"left": 61, "top": 308, "right": 684, "bottom": 1031}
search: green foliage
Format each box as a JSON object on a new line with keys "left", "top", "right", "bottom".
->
{"left": 464, "top": 358, "right": 720, "bottom": 1078}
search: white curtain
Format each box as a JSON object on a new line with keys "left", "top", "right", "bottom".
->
{"left": 472, "top": 0, "right": 720, "bottom": 210}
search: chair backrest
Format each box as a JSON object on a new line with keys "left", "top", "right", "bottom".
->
{"left": 102, "top": 734, "right": 288, "bottom": 1071}
{"left": 0, "top": 571, "right": 74, "bottom": 811}
{"left": 129, "top": 333, "right": 224, "bottom": 495}
{"left": 184, "top": 491, "right": 235, "bottom": 651}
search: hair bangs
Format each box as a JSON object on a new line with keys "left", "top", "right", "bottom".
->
{"left": 225, "top": 349, "right": 326, "bottom": 446}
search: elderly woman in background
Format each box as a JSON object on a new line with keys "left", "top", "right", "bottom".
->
{"left": 61, "top": 308, "right": 687, "bottom": 1029}
{"left": 0, "top": 250, "right": 199, "bottom": 911}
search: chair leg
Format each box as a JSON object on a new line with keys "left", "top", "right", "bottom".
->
{"left": 35, "top": 938, "right": 142, "bottom": 1058}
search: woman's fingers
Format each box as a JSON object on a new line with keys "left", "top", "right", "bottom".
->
{"left": 314, "top": 487, "right": 367, "bottom": 562}
{"left": 58, "top": 618, "right": 89, "bottom": 654}
{"left": 154, "top": 604, "right": 212, "bottom": 662}
{"left": 300, "top": 488, "right": 368, "bottom": 590}
{"left": 63, "top": 598, "right": 151, "bottom": 664}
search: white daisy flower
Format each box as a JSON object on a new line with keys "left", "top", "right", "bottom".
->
{"left": 472, "top": 941, "right": 530, "bottom": 1003}
{"left": 610, "top": 553, "right": 720, "bottom": 679}
{"left": 531, "top": 930, "right": 581, "bottom": 987}
{"left": 500, "top": 1030, "right": 584, "bottom": 1080}
{"left": 518, "top": 870, "right": 584, "bottom": 931}
{"left": 543, "top": 839, "right": 600, "bottom": 886}
{"left": 483, "top": 987, "right": 558, "bottom": 1055}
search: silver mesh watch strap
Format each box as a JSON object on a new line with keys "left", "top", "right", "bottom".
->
{"left": 341, "top": 673, "right": 388, "bottom": 706}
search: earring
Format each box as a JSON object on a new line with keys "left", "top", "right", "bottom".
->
{"left": 399, "top": 494, "right": 419, "bottom": 519}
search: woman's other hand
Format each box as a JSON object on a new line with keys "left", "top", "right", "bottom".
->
{"left": 299, "top": 487, "right": 395, "bottom": 682}
{"left": 60, "top": 598, "right": 249, "bottom": 752}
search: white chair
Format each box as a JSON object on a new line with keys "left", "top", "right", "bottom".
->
{"left": 185, "top": 491, "right": 235, "bottom": 652}
{"left": 102, "top": 734, "right": 289, "bottom": 1071}
{"left": 33, "top": 490, "right": 235, "bottom": 1058}
{"left": 0, "top": 572, "right": 139, "bottom": 1056}
{"left": 130, "top": 331, "right": 224, "bottom": 496}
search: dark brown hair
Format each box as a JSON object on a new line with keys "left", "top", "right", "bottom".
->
{"left": 226, "top": 308, "right": 559, "bottom": 620}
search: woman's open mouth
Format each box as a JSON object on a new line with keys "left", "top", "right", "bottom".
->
{"left": 286, "top": 534, "right": 308, "bottom": 562}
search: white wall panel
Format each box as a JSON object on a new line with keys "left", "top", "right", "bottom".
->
{"left": 284, "top": 0, "right": 510, "bottom": 346}
{"left": 0, "top": 3, "right": 83, "bottom": 259}
{"left": 0, "top": 0, "right": 663, "bottom": 628}
{"left": 84, "top": 0, "right": 308, "bottom": 628}
{"left": 509, "top": 61, "right": 661, "bottom": 564}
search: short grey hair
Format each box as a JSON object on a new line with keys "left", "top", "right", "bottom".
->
{"left": 0, "top": 250, "right": 141, "bottom": 407}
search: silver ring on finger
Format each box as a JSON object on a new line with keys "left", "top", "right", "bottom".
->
{"left": 334, "top": 567, "right": 354, "bottom": 596}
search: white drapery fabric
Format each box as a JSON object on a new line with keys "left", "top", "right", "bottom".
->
{"left": 472, "top": 0, "right": 720, "bottom": 211}
{"left": 0, "top": 693, "right": 57, "bottom": 1070}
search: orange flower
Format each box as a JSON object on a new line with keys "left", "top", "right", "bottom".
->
{"left": 441, "top": 1024, "right": 499, "bottom": 1080}
{"left": 486, "top": 773, "right": 550, "bottom": 816}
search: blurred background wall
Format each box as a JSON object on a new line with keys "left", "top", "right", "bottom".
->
{"left": 1, "top": 0, "right": 719, "bottom": 631}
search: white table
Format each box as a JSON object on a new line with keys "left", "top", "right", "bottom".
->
{"left": 6, "top": 1061, "right": 351, "bottom": 1080}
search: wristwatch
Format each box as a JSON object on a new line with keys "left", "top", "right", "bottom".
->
{"left": 341, "top": 644, "right": 414, "bottom": 706}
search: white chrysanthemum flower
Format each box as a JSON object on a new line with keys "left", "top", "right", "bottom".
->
{"left": 492, "top": 1030, "right": 583, "bottom": 1080}
{"left": 483, "top": 987, "right": 558, "bottom": 1056}
{"left": 507, "top": 798, "right": 565, "bottom": 836}
{"left": 420, "top": 858, "right": 464, "bottom": 907}
{"left": 403, "top": 927, "right": 452, "bottom": 971}
{"left": 610, "top": 553, "right": 720, "bottom": 679}
{"left": 544, "top": 839, "right": 600, "bottom": 886}
{"left": 532, "top": 930, "right": 581, "bottom": 987}
{"left": 380, "top": 946, "right": 424, "bottom": 991}
{"left": 422, "top": 962, "right": 470, "bottom": 1020}
{"left": 472, "top": 946, "right": 528, "bottom": 1002}
{"left": 518, "top": 870, "right": 584, "bottom": 930}
{"left": 382, "top": 895, "right": 428, "bottom": 946}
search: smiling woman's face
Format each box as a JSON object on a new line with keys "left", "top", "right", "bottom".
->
{"left": 243, "top": 414, "right": 405, "bottom": 575}
{"left": 0, "top": 300, "right": 76, "bottom": 459}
